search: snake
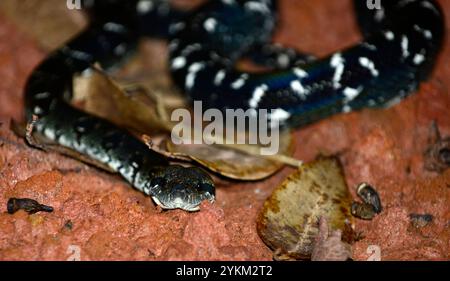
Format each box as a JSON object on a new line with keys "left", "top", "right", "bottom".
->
{"left": 24, "top": 0, "right": 444, "bottom": 211}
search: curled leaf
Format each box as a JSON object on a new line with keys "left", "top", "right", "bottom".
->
{"left": 73, "top": 67, "right": 172, "bottom": 133}
{"left": 165, "top": 130, "right": 296, "bottom": 181}
{"left": 257, "top": 157, "right": 354, "bottom": 260}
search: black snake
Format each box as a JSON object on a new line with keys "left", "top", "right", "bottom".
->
{"left": 24, "top": 0, "right": 444, "bottom": 211}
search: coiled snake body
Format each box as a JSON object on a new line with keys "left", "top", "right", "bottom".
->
{"left": 24, "top": 0, "right": 444, "bottom": 211}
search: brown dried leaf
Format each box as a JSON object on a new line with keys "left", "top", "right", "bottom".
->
{"left": 112, "top": 39, "right": 188, "bottom": 112}
{"left": 165, "top": 131, "right": 295, "bottom": 180}
{"left": 73, "top": 68, "right": 171, "bottom": 133}
{"left": 73, "top": 38, "right": 189, "bottom": 133}
{"left": 257, "top": 157, "right": 354, "bottom": 260}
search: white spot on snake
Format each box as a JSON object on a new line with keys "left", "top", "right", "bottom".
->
{"left": 222, "top": 0, "right": 235, "bottom": 5}
{"left": 384, "top": 96, "right": 403, "bottom": 108}
{"left": 362, "top": 42, "right": 377, "bottom": 51}
{"left": 171, "top": 56, "right": 186, "bottom": 70}
{"left": 204, "top": 18, "right": 218, "bottom": 33}
{"left": 96, "top": 153, "right": 111, "bottom": 167}
{"left": 420, "top": 1, "right": 440, "bottom": 15}
{"left": 181, "top": 43, "right": 202, "bottom": 56}
{"left": 343, "top": 86, "right": 363, "bottom": 102}
{"left": 374, "top": 7, "right": 385, "bottom": 22}
{"left": 103, "top": 22, "right": 126, "bottom": 33}
{"left": 33, "top": 106, "right": 43, "bottom": 115}
{"left": 214, "top": 70, "right": 226, "bottom": 86}
{"left": 398, "top": 0, "right": 415, "bottom": 8}
{"left": 413, "top": 53, "right": 425, "bottom": 65}
{"left": 168, "top": 39, "right": 180, "bottom": 52}
{"left": 245, "top": 1, "right": 270, "bottom": 14}
{"left": 231, "top": 74, "right": 248, "bottom": 90}
{"left": 270, "top": 108, "right": 291, "bottom": 122}
{"left": 58, "top": 134, "right": 71, "bottom": 148}
{"left": 249, "top": 84, "right": 269, "bottom": 108}
{"left": 342, "top": 105, "right": 352, "bottom": 113}
{"left": 34, "top": 92, "right": 51, "bottom": 99}
{"left": 137, "top": 0, "right": 154, "bottom": 14}
{"left": 359, "top": 57, "right": 379, "bottom": 77}
{"left": 401, "top": 35, "right": 410, "bottom": 58}
{"left": 277, "top": 54, "right": 290, "bottom": 68}
{"left": 290, "top": 80, "right": 307, "bottom": 99}
{"left": 330, "top": 53, "right": 345, "bottom": 89}
{"left": 293, "top": 67, "right": 308, "bottom": 78}
{"left": 62, "top": 46, "right": 92, "bottom": 61}
{"left": 414, "top": 25, "right": 433, "bottom": 39}
{"left": 384, "top": 30, "right": 395, "bottom": 41}
{"left": 169, "top": 22, "right": 186, "bottom": 34}
{"left": 185, "top": 62, "right": 205, "bottom": 90}
{"left": 231, "top": 79, "right": 245, "bottom": 89}
{"left": 114, "top": 43, "right": 127, "bottom": 56}
{"left": 368, "top": 99, "right": 377, "bottom": 106}
{"left": 423, "top": 30, "right": 432, "bottom": 39}
{"left": 44, "top": 128, "right": 56, "bottom": 140}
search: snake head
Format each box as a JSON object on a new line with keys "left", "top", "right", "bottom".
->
{"left": 146, "top": 165, "right": 215, "bottom": 212}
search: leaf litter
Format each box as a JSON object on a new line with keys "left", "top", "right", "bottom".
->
{"left": 257, "top": 157, "right": 354, "bottom": 260}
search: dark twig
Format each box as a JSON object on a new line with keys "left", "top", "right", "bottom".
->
{"left": 7, "top": 198, "right": 54, "bottom": 214}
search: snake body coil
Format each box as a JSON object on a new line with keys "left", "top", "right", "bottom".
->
{"left": 168, "top": 0, "right": 444, "bottom": 127}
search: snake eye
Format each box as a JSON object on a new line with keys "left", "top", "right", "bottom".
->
{"left": 151, "top": 177, "right": 166, "bottom": 188}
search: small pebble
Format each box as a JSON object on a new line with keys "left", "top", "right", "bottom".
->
{"left": 356, "top": 183, "right": 382, "bottom": 213}
{"left": 351, "top": 183, "right": 383, "bottom": 220}
{"left": 409, "top": 214, "right": 433, "bottom": 228}
{"left": 351, "top": 202, "right": 377, "bottom": 220}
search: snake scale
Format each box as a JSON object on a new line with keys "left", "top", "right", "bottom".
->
{"left": 24, "top": 0, "right": 444, "bottom": 211}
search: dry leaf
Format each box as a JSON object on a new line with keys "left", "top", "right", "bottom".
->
{"left": 165, "top": 131, "right": 295, "bottom": 180}
{"left": 257, "top": 157, "right": 354, "bottom": 260}
{"left": 73, "top": 67, "right": 171, "bottom": 133}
